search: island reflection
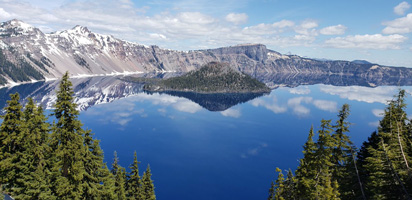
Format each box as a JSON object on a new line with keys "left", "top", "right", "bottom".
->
{"left": 0, "top": 72, "right": 411, "bottom": 112}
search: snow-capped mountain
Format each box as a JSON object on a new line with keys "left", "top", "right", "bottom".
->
{"left": 1, "top": 19, "right": 412, "bottom": 87}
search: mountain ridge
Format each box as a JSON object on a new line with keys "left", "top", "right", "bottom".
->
{"left": 1, "top": 19, "right": 412, "bottom": 87}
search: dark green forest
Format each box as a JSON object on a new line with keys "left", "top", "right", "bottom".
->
{"left": 143, "top": 62, "right": 271, "bottom": 93}
{"left": 0, "top": 72, "right": 155, "bottom": 200}
{"left": 269, "top": 90, "right": 412, "bottom": 200}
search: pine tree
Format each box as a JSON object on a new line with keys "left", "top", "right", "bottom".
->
{"left": 273, "top": 168, "right": 285, "bottom": 200}
{"left": 82, "top": 130, "right": 112, "bottom": 200}
{"left": 268, "top": 181, "right": 275, "bottom": 200}
{"left": 0, "top": 93, "right": 25, "bottom": 193}
{"left": 13, "top": 99, "right": 55, "bottom": 199}
{"left": 283, "top": 169, "right": 297, "bottom": 199}
{"left": 112, "top": 151, "right": 127, "bottom": 200}
{"left": 127, "top": 151, "right": 142, "bottom": 199}
{"left": 332, "top": 104, "right": 352, "bottom": 178}
{"left": 49, "top": 72, "right": 89, "bottom": 199}
{"left": 313, "top": 119, "right": 340, "bottom": 200}
{"left": 141, "top": 165, "right": 156, "bottom": 200}
{"left": 295, "top": 126, "right": 317, "bottom": 199}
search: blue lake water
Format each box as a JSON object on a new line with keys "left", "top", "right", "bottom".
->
{"left": 1, "top": 76, "right": 410, "bottom": 200}
{"left": 69, "top": 84, "right": 411, "bottom": 200}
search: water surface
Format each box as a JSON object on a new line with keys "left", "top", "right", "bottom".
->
{"left": 2, "top": 75, "right": 412, "bottom": 199}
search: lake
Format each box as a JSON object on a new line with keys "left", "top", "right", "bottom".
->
{"left": 1, "top": 75, "right": 411, "bottom": 199}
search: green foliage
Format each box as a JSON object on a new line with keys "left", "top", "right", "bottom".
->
{"left": 141, "top": 165, "right": 156, "bottom": 200}
{"left": 0, "top": 93, "right": 24, "bottom": 192}
{"left": 0, "top": 48, "right": 44, "bottom": 85}
{"left": 0, "top": 73, "right": 155, "bottom": 199}
{"left": 144, "top": 62, "right": 271, "bottom": 93}
{"left": 271, "top": 90, "right": 412, "bottom": 199}
{"left": 127, "top": 151, "right": 142, "bottom": 199}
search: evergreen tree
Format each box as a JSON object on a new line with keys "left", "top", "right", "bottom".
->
{"left": 365, "top": 137, "right": 411, "bottom": 199}
{"left": 283, "top": 169, "right": 297, "bottom": 200}
{"left": 268, "top": 181, "right": 275, "bottom": 200}
{"left": 141, "top": 165, "right": 156, "bottom": 200}
{"left": 332, "top": 104, "right": 366, "bottom": 199}
{"left": 0, "top": 93, "right": 24, "bottom": 193}
{"left": 112, "top": 151, "right": 127, "bottom": 200}
{"left": 13, "top": 100, "right": 55, "bottom": 199}
{"left": 273, "top": 168, "right": 285, "bottom": 200}
{"left": 295, "top": 126, "right": 317, "bottom": 198}
{"left": 82, "top": 130, "right": 112, "bottom": 200}
{"left": 127, "top": 151, "right": 142, "bottom": 199}
{"left": 49, "top": 71, "right": 88, "bottom": 199}
{"left": 331, "top": 104, "right": 352, "bottom": 178}
{"left": 313, "top": 119, "right": 340, "bottom": 200}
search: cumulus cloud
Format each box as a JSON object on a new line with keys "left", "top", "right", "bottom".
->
{"left": 133, "top": 93, "right": 203, "bottom": 113}
{"left": 382, "top": 13, "right": 412, "bottom": 34}
{"left": 221, "top": 108, "right": 242, "bottom": 118}
{"left": 250, "top": 96, "right": 288, "bottom": 114}
{"left": 394, "top": 1, "right": 411, "bottom": 15}
{"left": 319, "top": 85, "right": 397, "bottom": 104}
{"left": 288, "top": 86, "right": 311, "bottom": 95}
{"left": 85, "top": 99, "right": 146, "bottom": 127}
{"left": 242, "top": 20, "right": 294, "bottom": 35}
{"left": 0, "top": 0, "right": 326, "bottom": 49}
{"left": 319, "top": 24, "right": 347, "bottom": 35}
{"left": 287, "top": 96, "right": 312, "bottom": 116}
{"left": 313, "top": 100, "right": 338, "bottom": 112}
{"left": 225, "top": 13, "right": 248, "bottom": 24}
{"left": 294, "top": 20, "right": 318, "bottom": 35}
{"left": 324, "top": 34, "right": 408, "bottom": 49}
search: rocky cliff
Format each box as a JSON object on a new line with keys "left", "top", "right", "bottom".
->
{"left": 1, "top": 19, "right": 412, "bottom": 86}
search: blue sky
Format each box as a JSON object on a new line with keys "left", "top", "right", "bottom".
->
{"left": 0, "top": 0, "right": 412, "bottom": 67}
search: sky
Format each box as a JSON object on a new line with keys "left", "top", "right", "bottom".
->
{"left": 0, "top": 0, "right": 412, "bottom": 67}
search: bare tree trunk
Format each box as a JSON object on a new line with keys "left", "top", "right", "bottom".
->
{"left": 350, "top": 147, "right": 366, "bottom": 200}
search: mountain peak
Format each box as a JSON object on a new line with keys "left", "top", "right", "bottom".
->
{"left": 69, "top": 25, "right": 91, "bottom": 35}
{"left": 1, "top": 19, "right": 34, "bottom": 30}
{"left": 0, "top": 19, "right": 38, "bottom": 37}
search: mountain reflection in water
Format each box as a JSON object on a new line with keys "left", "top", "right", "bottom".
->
{"left": 0, "top": 72, "right": 411, "bottom": 112}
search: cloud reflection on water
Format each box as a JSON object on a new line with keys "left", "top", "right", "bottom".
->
{"left": 319, "top": 85, "right": 398, "bottom": 104}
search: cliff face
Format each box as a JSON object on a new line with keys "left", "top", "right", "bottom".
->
{"left": 1, "top": 19, "right": 411, "bottom": 86}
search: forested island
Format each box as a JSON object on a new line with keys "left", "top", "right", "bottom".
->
{"left": 142, "top": 62, "right": 271, "bottom": 93}
{"left": 269, "top": 90, "right": 412, "bottom": 199}
{"left": 0, "top": 73, "right": 155, "bottom": 200}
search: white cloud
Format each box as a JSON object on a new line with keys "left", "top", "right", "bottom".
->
{"left": 394, "top": 1, "right": 411, "bottom": 15}
{"left": 0, "top": 0, "right": 323, "bottom": 49}
{"left": 382, "top": 13, "right": 412, "bottom": 34}
{"left": 85, "top": 99, "right": 145, "bottom": 127}
{"left": 225, "top": 13, "right": 248, "bottom": 24}
{"left": 287, "top": 96, "right": 312, "bottom": 116}
{"left": 250, "top": 96, "right": 288, "bottom": 114}
{"left": 288, "top": 86, "right": 311, "bottom": 95}
{"left": 319, "top": 85, "right": 397, "bottom": 104}
{"left": 0, "top": 7, "right": 12, "bottom": 18}
{"left": 324, "top": 34, "right": 408, "bottom": 49}
{"left": 294, "top": 20, "right": 318, "bottom": 35}
{"left": 221, "top": 108, "right": 241, "bottom": 118}
{"left": 313, "top": 100, "right": 337, "bottom": 112}
{"left": 149, "top": 33, "right": 167, "bottom": 40}
{"left": 319, "top": 24, "right": 347, "bottom": 35}
{"left": 372, "top": 109, "right": 384, "bottom": 117}
{"left": 242, "top": 20, "right": 294, "bottom": 35}
{"left": 133, "top": 93, "right": 203, "bottom": 113}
